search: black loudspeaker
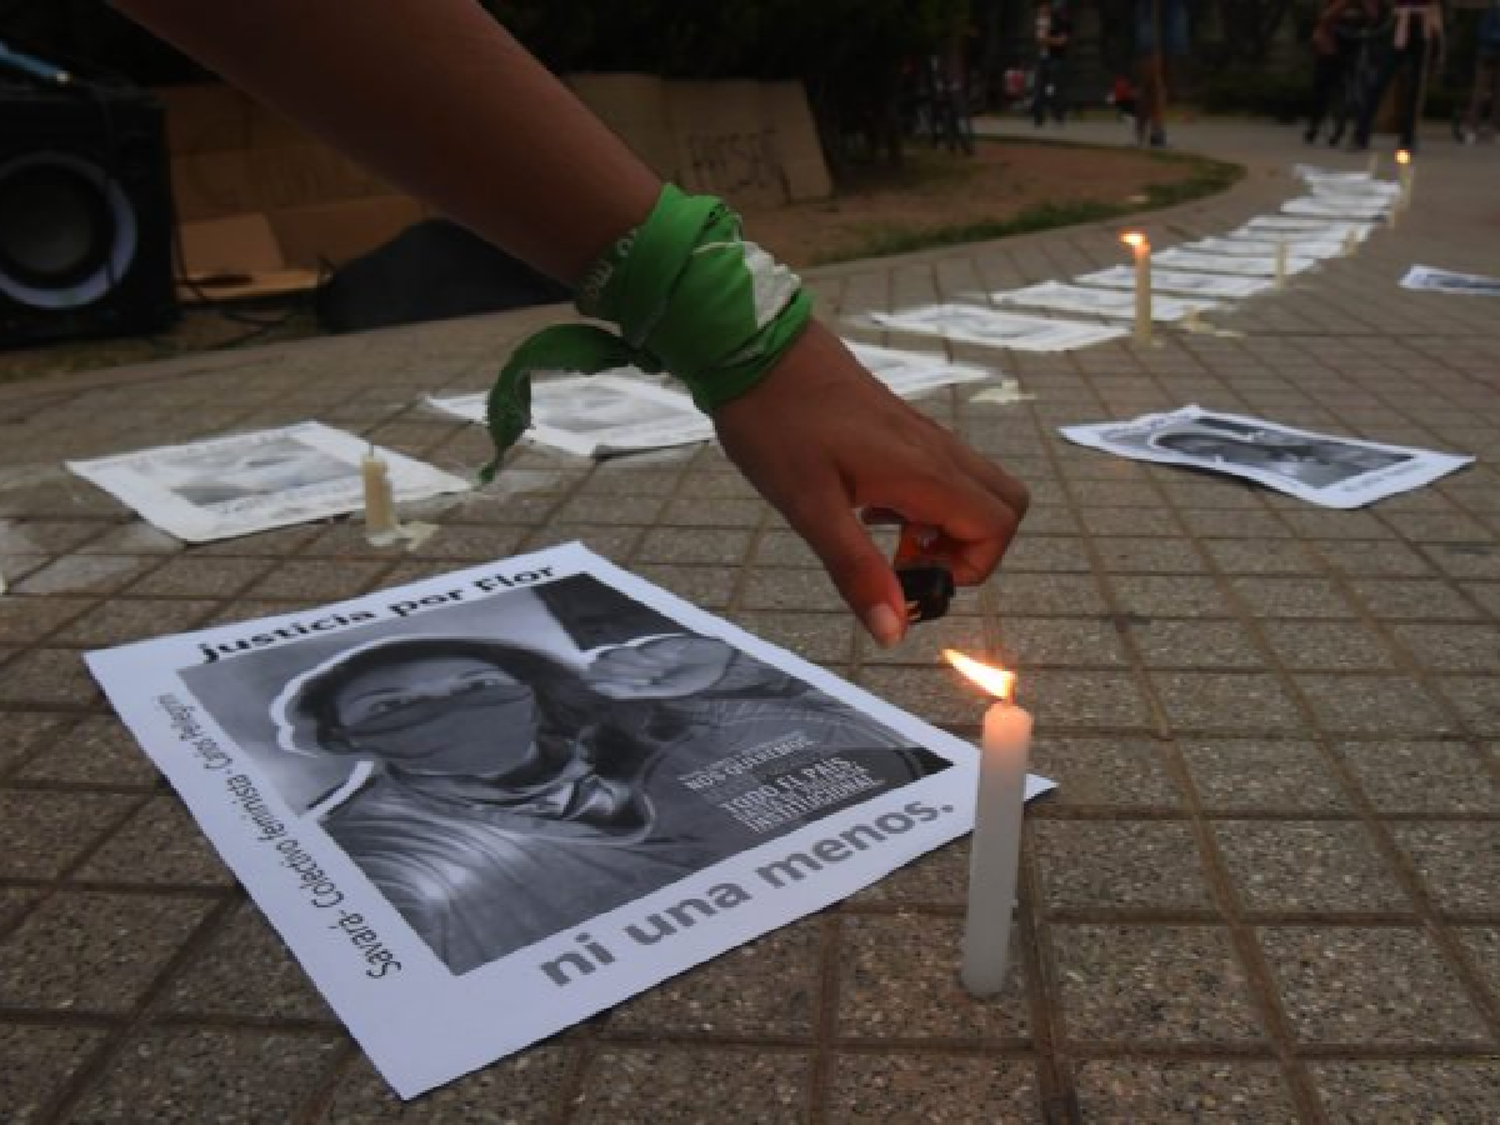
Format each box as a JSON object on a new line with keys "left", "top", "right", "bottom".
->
{"left": 315, "top": 219, "right": 571, "bottom": 334}
{"left": 0, "top": 80, "right": 178, "bottom": 348}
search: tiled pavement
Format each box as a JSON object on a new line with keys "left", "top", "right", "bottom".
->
{"left": 3, "top": 119, "right": 1499, "bottom": 1121}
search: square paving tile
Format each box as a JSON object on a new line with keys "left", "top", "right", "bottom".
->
{"left": 1151, "top": 672, "right": 1307, "bottom": 734}
{"left": 1093, "top": 537, "right": 1209, "bottom": 575}
{"left": 123, "top": 556, "right": 274, "bottom": 599}
{"left": 1050, "top": 924, "right": 1265, "bottom": 1044}
{"left": 1257, "top": 926, "right": 1491, "bottom": 1044}
{"left": 0, "top": 891, "right": 217, "bottom": 1013}
{"left": 1228, "top": 578, "right": 1358, "bottom": 619}
{"left": 607, "top": 919, "right": 820, "bottom": 1037}
{"left": 846, "top": 840, "right": 969, "bottom": 906}
{"left": 162, "top": 899, "right": 335, "bottom": 1021}
{"left": 573, "top": 1047, "right": 808, "bottom": 1125}
{"left": 1318, "top": 539, "right": 1435, "bottom": 578}
{"left": 73, "top": 796, "right": 235, "bottom": 887}
{"left": 1213, "top": 821, "right": 1411, "bottom": 914}
{"left": 0, "top": 713, "right": 74, "bottom": 776}
{"left": 50, "top": 596, "right": 220, "bottom": 648}
{"left": 1019, "top": 670, "right": 1152, "bottom": 731}
{"left": 1026, "top": 736, "right": 1182, "bottom": 812}
{"left": 72, "top": 1028, "right": 344, "bottom": 1122}
{"left": 0, "top": 789, "right": 139, "bottom": 879}
{"left": 1291, "top": 674, "right": 1461, "bottom": 736}
{"left": 1000, "top": 617, "right": 1130, "bottom": 668}
{"left": 1203, "top": 539, "right": 1323, "bottom": 576}
{"left": 1388, "top": 621, "right": 1500, "bottom": 673}
{"left": 1311, "top": 1059, "right": 1500, "bottom": 1124}
{"left": 1258, "top": 620, "right": 1400, "bottom": 671}
{"left": 826, "top": 1054, "right": 1041, "bottom": 1123}
{"left": 993, "top": 573, "right": 1113, "bottom": 617}
{"left": 837, "top": 913, "right": 1028, "bottom": 1040}
{"left": 1107, "top": 577, "right": 1231, "bottom": 619}
{"left": 1071, "top": 1059, "right": 1297, "bottom": 1123}
{"left": 0, "top": 1023, "right": 108, "bottom": 1123}
{"left": 323, "top": 1047, "right": 576, "bottom": 1123}
{"left": 1125, "top": 618, "right": 1266, "bottom": 670}
{"left": 1033, "top": 820, "right": 1214, "bottom": 912}
{"left": 1345, "top": 578, "right": 1484, "bottom": 621}
{"left": 1338, "top": 741, "right": 1500, "bottom": 813}
{"left": 1390, "top": 822, "right": 1500, "bottom": 913}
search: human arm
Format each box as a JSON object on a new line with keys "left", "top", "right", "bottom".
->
{"left": 113, "top": 0, "right": 1029, "bottom": 646}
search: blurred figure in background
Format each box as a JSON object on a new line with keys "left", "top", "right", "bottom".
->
{"left": 1351, "top": 0, "right": 1443, "bottom": 153}
{"left": 1304, "top": 0, "right": 1382, "bottom": 146}
{"left": 1031, "top": 0, "right": 1073, "bottom": 127}
{"left": 1133, "top": 0, "right": 1189, "bottom": 147}
{"left": 1458, "top": 0, "right": 1500, "bottom": 142}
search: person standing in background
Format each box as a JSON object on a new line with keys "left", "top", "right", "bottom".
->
{"left": 1031, "top": 0, "right": 1073, "bottom": 127}
{"left": 1133, "top": 0, "right": 1189, "bottom": 147}
{"left": 1458, "top": 0, "right": 1500, "bottom": 142}
{"left": 1351, "top": 0, "right": 1443, "bottom": 153}
{"left": 1304, "top": 0, "right": 1382, "bottom": 145}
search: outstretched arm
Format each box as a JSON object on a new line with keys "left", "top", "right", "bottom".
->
{"left": 114, "top": 0, "right": 1029, "bottom": 646}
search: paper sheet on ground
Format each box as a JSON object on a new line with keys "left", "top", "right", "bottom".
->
{"left": 994, "top": 281, "right": 1216, "bottom": 323}
{"left": 1155, "top": 248, "right": 1318, "bottom": 277}
{"left": 1400, "top": 265, "right": 1500, "bottom": 296}
{"left": 1060, "top": 406, "right": 1473, "bottom": 509}
{"left": 66, "top": 423, "right": 471, "bottom": 543}
{"left": 1186, "top": 235, "right": 1346, "bottom": 260}
{"left": 1073, "top": 266, "right": 1274, "bottom": 299}
{"left": 1241, "top": 216, "right": 1374, "bottom": 241}
{"left": 86, "top": 543, "right": 1054, "bottom": 1098}
{"left": 1282, "top": 195, "right": 1390, "bottom": 221}
{"left": 844, "top": 341, "right": 994, "bottom": 396}
{"left": 861, "top": 302, "right": 1126, "bottom": 351}
{"left": 429, "top": 373, "right": 712, "bottom": 458}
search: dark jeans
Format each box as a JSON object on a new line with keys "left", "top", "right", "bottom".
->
{"left": 1306, "top": 38, "right": 1359, "bottom": 139}
{"left": 1354, "top": 27, "right": 1429, "bottom": 150}
{"left": 1033, "top": 56, "right": 1067, "bottom": 124}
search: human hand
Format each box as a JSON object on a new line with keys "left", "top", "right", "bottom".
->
{"left": 583, "top": 635, "right": 736, "bottom": 700}
{"left": 713, "top": 322, "right": 1029, "bottom": 648}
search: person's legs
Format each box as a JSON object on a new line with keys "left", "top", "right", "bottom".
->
{"left": 1351, "top": 37, "right": 1400, "bottom": 149}
{"left": 1477, "top": 53, "right": 1500, "bottom": 138}
{"left": 1051, "top": 59, "right": 1068, "bottom": 123}
{"left": 1306, "top": 51, "right": 1342, "bottom": 141}
{"left": 1396, "top": 26, "right": 1427, "bottom": 151}
{"left": 1032, "top": 58, "right": 1051, "bottom": 126}
{"left": 1136, "top": 52, "right": 1166, "bottom": 144}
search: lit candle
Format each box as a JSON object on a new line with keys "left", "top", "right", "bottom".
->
{"left": 361, "top": 445, "right": 399, "bottom": 537}
{"left": 1396, "top": 150, "right": 1414, "bottom": 209}
{"left": 944, "top": 649, "right": 1033, "bottom": 997}
{"left": 1273, "top": 239, "right": 1288, "bottom": 289}
{"left": 1120, "top": 232, "right": 1152, "bottom": 346}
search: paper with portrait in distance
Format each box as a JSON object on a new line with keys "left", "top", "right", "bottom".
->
{"left": 1060, "top": 406, "right": 1473, "bottom": 508}
{"left": 86, "top": 543, "right": 1053, "bottom": 1098}
{"left": 65, "top": 423, "right": 471, "bottom": 543}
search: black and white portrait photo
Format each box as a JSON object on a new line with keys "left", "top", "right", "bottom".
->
{"left": 182, "top": 572, "right": 946, "bottom": 975}
{"left": 1062, "top": 406, "right": 1472, "bottom": 509}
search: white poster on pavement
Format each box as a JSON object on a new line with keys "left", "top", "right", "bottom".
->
{"left": 1073, "top": 266, "right": 1274, "bottom": 299}
{"left": 1155, "top": 248, "right": 1318, "bottom": 277}
{"left": 1283, "top": 195, "right": 1390, "bottom": 221}
{"left": 1400, "top": 265, "right": 1500, "bottom": 296}
{"left": 429, "top": 373, "right": 713, "bottom": 459}
{"left": 1060, "top": 406, "right": 1473, "bottom": 509}
{"left": 861, "top": 302, "right": 1127, "bottom": 352}
{"left": 994, "top": 281, "right": 1216, "bottom": 323}
{"left": 86, "top": 543, "right": 1054, "bottom": 1098}
{"left": 1241, "top": 216, "right": 1374, "bottom": 242}
{"left": 66, "top": 423, "right": 471, "bottom": 543}
{"left": 845, "top": 341, "right": 995, "bottom": 397}
{"left": 1186, "top": 235, "right": 1345, "bottom": 260}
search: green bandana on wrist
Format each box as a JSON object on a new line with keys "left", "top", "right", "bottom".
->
{"left": 481, "top": 184, "right": 811, "bottom": 480}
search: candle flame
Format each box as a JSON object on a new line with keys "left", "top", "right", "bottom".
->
{"left": 943, "top": 649, "right": 1016, "bottom": 702}
{"left": 1120, "top": 231, "right": 1147, "bottom": 250}
{"left": 1396, "top": 150, "right": 1411, "bottom": 166}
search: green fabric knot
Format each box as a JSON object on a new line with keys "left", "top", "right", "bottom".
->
{"left": 481, "top": 184, "right": 811, "bottom": 481}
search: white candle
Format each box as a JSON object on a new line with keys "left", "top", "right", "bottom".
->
{"left": 944, "top": 649, "right": 1032, "bottom": 998}
{"left": 1273, "top": 239, "right": 1288, "bottom": 289}
{"left": 1396, "top": 151, "right": 1414, "bottom": 209}
{"left": 361, "top": 446, "right": 399, "bottom": 536}
{"left": 1366, "top": 153, "right": 1379, "bottom": 178}
{"left": 1122, "top": 232, "right": 1152, "bottom": 347}
{"left": 1342, "top": 228, "right": 1359, "bottom": 257}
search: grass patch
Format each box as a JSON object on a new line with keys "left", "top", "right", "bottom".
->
{"left": 815, "top": 148, "right": 1244, "bottom": 265}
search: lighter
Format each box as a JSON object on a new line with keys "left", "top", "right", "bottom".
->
{"left": 864, "top": 509, "right": 956, "bottom": 624}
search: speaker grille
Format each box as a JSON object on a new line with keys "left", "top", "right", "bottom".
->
{"left": 0, "top": 152, "right": 139, "bottom": 311}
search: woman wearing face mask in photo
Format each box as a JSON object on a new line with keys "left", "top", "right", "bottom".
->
{"left": 275, "top": 634, "right": 942, "bottom": 974}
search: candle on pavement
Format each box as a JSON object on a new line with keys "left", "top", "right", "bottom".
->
{"left": 944, "top": 649, "right": 1033, "bottom": 997}
{"left": 1396, "top": 149, "right": 1414, "bottom": 209}
{"left": 361, "top": 445, "right": 399, "bottom": 537}
{"left": 1273, "top": 239, "right": 1288, "bottom": 288}
{"left": 1120, "top": 231, "right": 1152, "bottom": 347}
